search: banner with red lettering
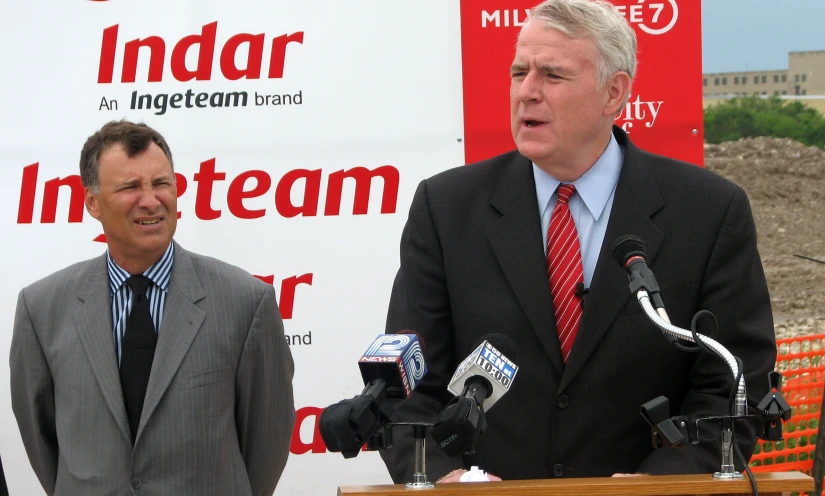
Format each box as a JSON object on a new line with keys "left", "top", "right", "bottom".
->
{"left": 0, "top": 1, "right": 700, "bottom": 495}
{"left": 460, "top": 0, "right": 703, "bottom": 166}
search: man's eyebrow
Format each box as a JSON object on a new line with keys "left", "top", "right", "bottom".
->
{"left": 538, "top": 64, "right": 575, "bottom": 77}
{"left": 510, "top": 62, "right": 528, "bottom": 73}
{"left": 114, "top": 178, "right": 140, "bottom": 188}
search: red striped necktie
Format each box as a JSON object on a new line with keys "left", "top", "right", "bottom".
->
{"left": 546, "top": 184, "right": 584, "bottom": 362}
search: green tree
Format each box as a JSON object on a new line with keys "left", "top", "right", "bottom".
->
{"left": 704, "top": 95, "right": 825, "bottom": 148}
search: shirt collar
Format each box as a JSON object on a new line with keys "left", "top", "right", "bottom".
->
{"left": 533, "top": 132, "right": 624, "bottom": 220}
{"left": 107, "top": 242, "right": 175, "bottom": 295}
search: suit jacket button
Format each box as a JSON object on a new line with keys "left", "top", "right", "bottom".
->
{"left": 553, "top": 464, "right": 565, "bottom": 477}
{"left": 556, "top": 395, "right": 569, "bottom": 408}
{"left": 131, "top": 478, "right": 142, "bottom": 489}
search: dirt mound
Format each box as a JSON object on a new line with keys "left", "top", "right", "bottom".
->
{"left": 704, "top": 137, "right": 825, "bottom": 322}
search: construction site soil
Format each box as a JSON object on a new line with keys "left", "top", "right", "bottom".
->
{"left": 704, "top": 137, "right": 825, "bottom": 337}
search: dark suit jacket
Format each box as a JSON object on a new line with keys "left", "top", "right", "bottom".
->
{"left": 10, "top": 242, "right": 295, "bottom": 495}
{"left": 0, "top": 455, "right": 8, "bottom": 496}
{"left": 381, "top": 128, "right": 776, "bottom": 482}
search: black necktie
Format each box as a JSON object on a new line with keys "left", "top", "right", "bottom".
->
{"left": 120, "top": 275, "right": 156, "bottom": 442}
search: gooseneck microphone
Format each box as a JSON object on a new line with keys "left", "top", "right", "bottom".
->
{"left": 611, "top": 234, "right": 669, "bottom": 322}
{"left": 611, "top": 234, "right": 746, "bottom": 416}
{"left": 613, "top": 235, "right": 792, "bottom": 486}
{"left": 319, "top": 332, "right": 427, "bottom": 458}
{"left": 430, "top": 334, "right": 519, "bottom": 457}
{"left": 612, "top": 234, "right": 754, "bottom": 480}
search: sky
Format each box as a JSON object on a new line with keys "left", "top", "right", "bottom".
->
{"left": 702, "top": 0, "right": 825, "bottom": 73}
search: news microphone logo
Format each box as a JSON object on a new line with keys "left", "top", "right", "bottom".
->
{"left": 448, "top": 340, "right": 518, "bottom": 410}
{"left": 358, "top": 334, "right": 427, "bottom": 398}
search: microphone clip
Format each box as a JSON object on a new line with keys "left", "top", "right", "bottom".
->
{"left": 640, "top": 396, "right": 696, "bottom": 449}
{"left": 626, "top": 259, "right": 662, "bottom": 297}
{"left": 319, "top": 379, "right": 399, "bottom": 458}
{"left": 431, "top": 394, "right": 487, "bottom": 457}
{"left": 755, "top": 371, "right": 792, "bottom": 441}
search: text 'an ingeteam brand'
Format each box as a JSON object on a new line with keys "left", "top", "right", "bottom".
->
{"left": 95, "top": 22, "right": 305, "bottom": 114}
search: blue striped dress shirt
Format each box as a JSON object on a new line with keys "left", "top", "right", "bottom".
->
{"left": 107, "top": 242, "right": 174, "bottom": 366}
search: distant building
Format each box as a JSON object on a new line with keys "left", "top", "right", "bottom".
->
{"left": 703, "top": 50, "right": 825, "bottom": 97}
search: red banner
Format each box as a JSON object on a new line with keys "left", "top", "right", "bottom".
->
{"left": 460, "top": 0, "right": 703, "bottom": 166}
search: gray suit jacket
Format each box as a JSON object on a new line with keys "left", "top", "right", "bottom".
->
{"left": 10, "top": 242, "right": 295, "bottom": 496}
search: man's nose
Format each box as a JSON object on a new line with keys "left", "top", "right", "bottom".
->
{"left": 137, "top": 185, "right": 162, "bottom": 210}
{"left": 518, "top": 71, "right": 542, "bottom": 102}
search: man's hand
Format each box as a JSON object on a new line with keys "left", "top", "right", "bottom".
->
{"left": 437, "top": 469, "right": 503, "bottom": 483}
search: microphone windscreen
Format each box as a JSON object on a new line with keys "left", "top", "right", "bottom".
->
{"left": 449, "top": 334, "right": 519, "bottom": 410}
{"left": 612, "top": 234, "right": 648, "bottom": 267}
{"left": 358, "top": 334, "right": 428, "bottom": 399}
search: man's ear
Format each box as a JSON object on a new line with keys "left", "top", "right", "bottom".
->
{"left": 604, "top": 71, "right": 632, "bottom": 117}
{"left": 85, "top": 188, "right": 101, "bottom": 220}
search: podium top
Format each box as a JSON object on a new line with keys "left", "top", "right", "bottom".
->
{"left": 338, "top": 472, "right": 813, "bottom": 496}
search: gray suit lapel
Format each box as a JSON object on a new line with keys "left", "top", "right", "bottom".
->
{"left": 487, "top": 154, "right": 565, "bottom": 376}
{"left": 74, "top": 254, "right": 132, "bottom": 444}
{"left": 560, "top": 132, "right": 665, "bottom": 392}
{"left": 138, "top": 243, "right": 206, "bottom": 441}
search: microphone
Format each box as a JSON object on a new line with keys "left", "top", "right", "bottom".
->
{"left": 319, "top": 332, "right": 428, "bottom": 458}
{"left": 612, "top": 235, "right": 751, "bottom": 479}
{"left": 611, "top": 234, "right": 670, "bottom": 322}
{"left": 611, "top": 234, "right": 746, "bottom": 415}
{"left": 575, "top": 282, "right": 589, "bottom": 308}
{"left": 430, "top": 334, "right": 519, "bottom": 456}
{"left": 358, "top": 331, "right": 428, "bottom": 400}
{"left": 447, "top": 335, "right": 518, "bottom": 410}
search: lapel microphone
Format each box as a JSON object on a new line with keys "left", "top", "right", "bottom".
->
{"left": 575, "top": 282, "right": 589, "bottom": 307}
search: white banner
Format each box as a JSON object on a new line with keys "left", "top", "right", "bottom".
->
{"left": 0, "top": 1, "right": 465, "bottom": 494}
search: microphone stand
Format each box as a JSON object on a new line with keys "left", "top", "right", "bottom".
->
{"left": 410, "top": 423, "right": 434, "bottom": 489}
{"left": 634, "top": 288, "right": 747, "bottom": 479}
{"left": 381, "top": 421, "right": 435, "bottom": 489}
{"left": 614, "top": 235, "right": 790, "bottom": 491}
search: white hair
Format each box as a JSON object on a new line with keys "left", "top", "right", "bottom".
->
{"left": 527, "top": 0, "right": 637, "bottom": 94}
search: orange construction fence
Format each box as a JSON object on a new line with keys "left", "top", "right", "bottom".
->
{"left": 750, "top": 333, "right": 824, "bottom": 478}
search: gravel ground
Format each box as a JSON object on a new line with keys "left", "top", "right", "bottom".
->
{"left": 705, "top": 137, "right": 825, "bottom": 337}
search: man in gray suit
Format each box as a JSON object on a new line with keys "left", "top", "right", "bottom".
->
{"left": 10, "top": 120, "right": 296, "bottom": 495}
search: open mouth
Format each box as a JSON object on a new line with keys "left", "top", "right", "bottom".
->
{"left": 136, "top": 219, "right": 161, "bottom": 226}
{"left": 524, "top": 120, "right": 546, "bottom": 127}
